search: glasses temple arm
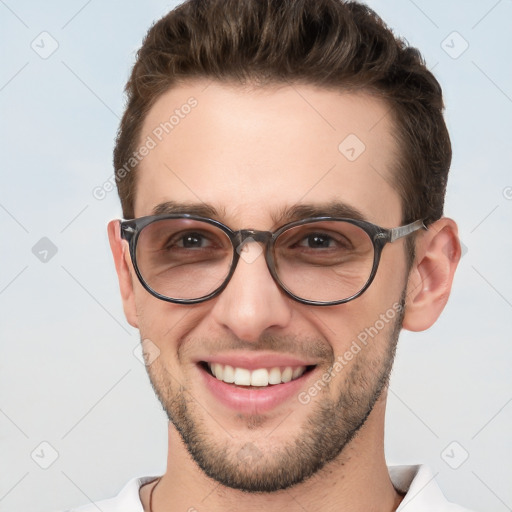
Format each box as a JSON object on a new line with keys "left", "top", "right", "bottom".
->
{"left": 389, "top": 219, "right": 427, "bottom": 243}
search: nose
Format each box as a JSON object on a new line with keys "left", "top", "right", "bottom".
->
{"left": 209, "top": 240, "right": 293, "bottom": 342}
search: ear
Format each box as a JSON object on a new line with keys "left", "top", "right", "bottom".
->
{"left": 402, "top": 217, "right": 461, "bottom": 332}
{"left": 107, "top": 220, "right": 139, "bottom": 329}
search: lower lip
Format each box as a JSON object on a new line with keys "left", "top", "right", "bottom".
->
{"left": 198, "top": 364, "right": 315, "bottom": 414}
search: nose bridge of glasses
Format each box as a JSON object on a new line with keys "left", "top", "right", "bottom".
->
{"left": 235, "top": 229, "right": 273, "bottom": 250}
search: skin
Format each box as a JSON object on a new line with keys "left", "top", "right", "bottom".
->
{"left": 108, "top": 81, "right": 461, "bottom": 511}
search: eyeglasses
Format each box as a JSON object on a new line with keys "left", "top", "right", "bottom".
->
{"left": 119, "top": 214, "right": 425, "bottom": 306}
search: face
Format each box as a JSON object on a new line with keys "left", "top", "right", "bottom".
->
{"left": 117, "top": 81, "right": 411, "bottom": 491}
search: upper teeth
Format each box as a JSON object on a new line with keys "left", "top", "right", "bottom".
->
{"left": 207, "top": 363, "right": 307, "bottom": 387}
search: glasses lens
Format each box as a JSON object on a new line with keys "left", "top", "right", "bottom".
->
{"left": 274, "top": 221, "right": 375, "bottom": 303}
{"left": 135, "top": 218, "right": 233, "bottom": 300}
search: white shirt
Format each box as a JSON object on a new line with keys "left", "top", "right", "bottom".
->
{"left": 62, "top": 465, "right": 474, "bottom": 511}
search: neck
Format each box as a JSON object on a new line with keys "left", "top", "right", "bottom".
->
{"left": 143, "top": 397, "right": 402, "bottom": 512}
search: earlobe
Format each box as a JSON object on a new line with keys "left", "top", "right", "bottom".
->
{"left": 402, "top": 218, "right": 461, "bottom": 332}
{"left": 107, "top": 220, "right": 139, "bottom": 329}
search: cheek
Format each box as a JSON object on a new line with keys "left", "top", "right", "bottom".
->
{"left": 371, "top": 247, "right": 410, "bottom": 307}
{"left": 134, "top": 291, "right": 211, "bottom": 359}
{"left": 135, "top": 295, "right": 184, "bottom": 349}
{"left": 308, "top": 259, "right": 408, "bottom": 354}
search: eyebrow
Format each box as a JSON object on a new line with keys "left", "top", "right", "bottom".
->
{"left": 151, "top": 201, "right": 223, "bottom": 218}
{"left": 271, "top": 202, "right": 367, "bottom": 225}
{"left": 150, "top": 200, "right": 367, "bottom": 225}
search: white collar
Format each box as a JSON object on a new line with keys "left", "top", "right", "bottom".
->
{"left": 79, "top": 465, "right": 471, "bottom": 511}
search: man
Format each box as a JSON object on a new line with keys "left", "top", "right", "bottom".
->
{"left": 70, "top": 0, "right": 471, "bottom": 510}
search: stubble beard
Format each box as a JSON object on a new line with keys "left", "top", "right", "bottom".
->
{"left": 145, "top": 293, "right": 405, "bottom": 493}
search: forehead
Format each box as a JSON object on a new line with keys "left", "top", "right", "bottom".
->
{"left": 134, "top": 81, "right": 402, "bottom": 227}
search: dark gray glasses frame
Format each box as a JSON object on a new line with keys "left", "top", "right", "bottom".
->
{"left": 119, "top": 214, "right": 426, "bottom": 306}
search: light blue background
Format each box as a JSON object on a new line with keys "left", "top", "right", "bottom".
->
{"left": 1, "top": 1, "right": 511, "bottom": 511}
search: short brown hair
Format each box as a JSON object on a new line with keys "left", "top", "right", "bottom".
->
{"left": 113, "top": 0, "right": 451, "bottom": 227}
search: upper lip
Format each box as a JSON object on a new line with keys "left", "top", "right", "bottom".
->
{"left": 196, "top": 351, "right": 318, "bottom": 370}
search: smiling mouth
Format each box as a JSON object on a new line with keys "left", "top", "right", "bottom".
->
{"left": 200, "top": 361, "right": 316, "bottom": 388}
